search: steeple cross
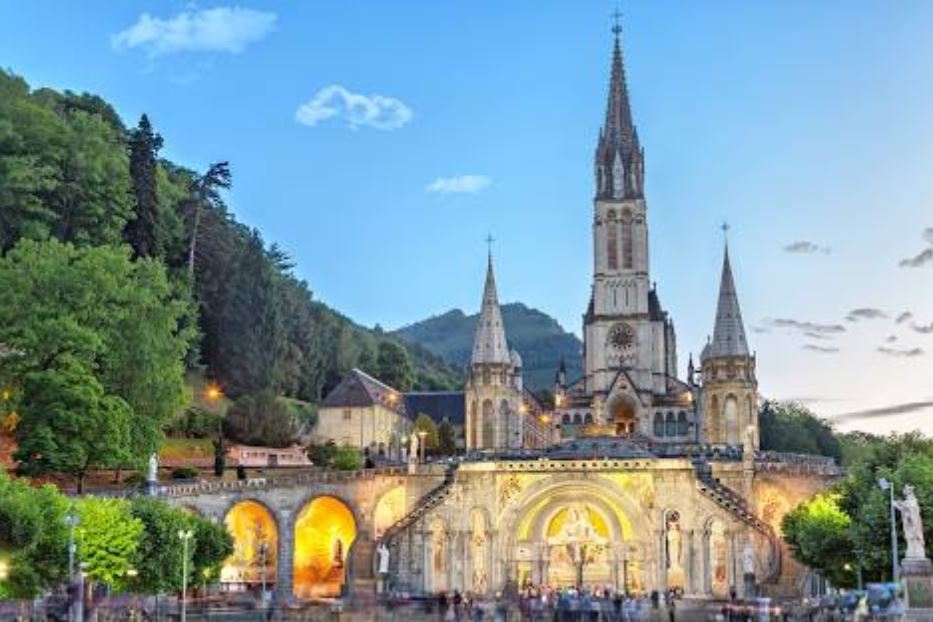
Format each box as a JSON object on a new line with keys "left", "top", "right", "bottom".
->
{"left": 485, "top": 234, "right": 495, "bottom": 256}
{"left": 721, "top": 221, "right": 730, "bottom": 244}
{"left": 611, "top": 8, "right": 623, "bottom": 36}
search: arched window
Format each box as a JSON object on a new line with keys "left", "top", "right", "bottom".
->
{"left": 470, "top": 400, "right": 477, "bottom": 448}
{"left": 481, "top": 400, "right": 495, "bottom": 448}
{"left": 573, "top": 414, "right": 582, "bottom": 424}
{"left": 499, "top": 400, "right": 511, "bottom": 447}
{"left": 665, "top": 412, "right": 676, "bottom": 437}
{"left": 653, "top": 412, "right": 664, "bottom": 437}
{"left": 562, "top": 413, "right": 571, "bottom": 424}
{"left": 724, "top": 396, "right": 739, "bottom": 444}
{"left": 607, "top": 214, "right": 618, "bottom": 271}
{"left": 621, "top": 211, "right": 634, "bottom": 269}
{"left": 584, "top": 413, "right": 593, "bottom": 424}
{"left": 677, "top": 412, "right": 688, "bottom": 436}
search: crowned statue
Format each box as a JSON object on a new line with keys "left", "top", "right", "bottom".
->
{"left": 896, "top": 484, "right": 927, "bottom": 561}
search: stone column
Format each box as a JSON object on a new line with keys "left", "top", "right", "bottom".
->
{"left": 446, "top": 530, "right": 456, "bottom": 592}
{"left": 275, "top": 511, "right": 294, "bottom": 605}
{"left": 700, "top": 529, "right": 711, "bottom": 596}
{"left": 655, "top": 529, "right": 667, "bottom": 593}
{"left": 683, "top": 529, "right": 695, "bottom": 596}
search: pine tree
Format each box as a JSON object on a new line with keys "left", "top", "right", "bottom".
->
{"left": 125, "top": 114, "right": 163, "bottom": 258}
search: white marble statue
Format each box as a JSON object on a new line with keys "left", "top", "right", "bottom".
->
{"left": 743, "top": 542, "right": 757, "bottom": 576}
{"left": 895, "top": 484, "right": 927, "bottom": 560}
{"left": 377, "top": 542, "right": 390, "bottom": 575}
{"left": 147, "top": 453, "right": 159, "bottom": 483}
{"left": 409, "top": 432, "right": 419, "bottom": 463}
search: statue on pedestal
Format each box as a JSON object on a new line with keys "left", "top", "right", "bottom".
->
{"left": 147, "top": 453, "right": 159, "bottom": 483}
{"left": 896, "top": 484, "right": 927, "bottom": 561}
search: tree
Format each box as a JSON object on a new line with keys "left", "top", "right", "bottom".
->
{"left": 223, "top": 390, "right": 297, "bottom": 448}
{"left": 186, "top": 161, "right": 231, "bottom": 275}
{"left": 759, "top": 400, "right": 842, "bottom": 460}
{"left": 333, "top": 446, "right": 362, "bottom": 471}
{"left": 190, "top": 512, "right": 234, "bottom": 583}
{"left": 438, "top": 420, "right": 457, "bottom": 455}
{"left": 0, "top": 469, "right": 69, "bottom": 599}
{"left": 125, "top": 114, "right": 163, "bottom": 258}
{"left": 376, "top": 340, "right": 415, "bottom": 391}
{"left": 76, "top": 497, "right": 143, "bottom": 589}
{"left": 0, "top": 240, "right": 193, "bottom": 486}
{"left": 781, "top": 492, "right": 855, "bottom": 587}
{"left": 413, "top": 414, "right": 439, "bottom": 452}
{"left": 129, "top": 496, "right": 192, "bottom": 594}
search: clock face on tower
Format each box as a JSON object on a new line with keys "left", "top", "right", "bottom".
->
{"left": 608, "top": 322, "right": 635, "bottom": 351}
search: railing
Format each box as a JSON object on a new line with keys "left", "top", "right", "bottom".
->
{"left": 754, "top": 451, "right": 843, "bottom": 475}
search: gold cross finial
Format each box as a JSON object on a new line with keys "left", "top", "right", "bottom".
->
{"left": 611, "top": 8, "right": 623, "bottom": 36}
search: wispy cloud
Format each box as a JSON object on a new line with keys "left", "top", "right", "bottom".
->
{"left": 846, "top": 307, "right": 887, "bottom": 322}
{"left": 897, "top": 311, "right": 914, "bottom": 324}
{"left": 802, "top": 344, "right": 840, "bottom": 353}
{"left": 833, "top": 400, "right": 933, "bottom": 421}
{"left": 295, "top": 85, "right": 412, "bottom": 130}
{"left": 112, "top": 7, "right": 276, "bottom": 57}
{"left": 878, "top": 346, "right": 924, "bottom": 358}
{"left": 784, "top": 240, "right": 831, "bottom": 254}
{"left": 911, "top": 322, "right": 933, "bottom": 334}
{"left": 425, "top": 175, "right": 492, "bottom": 195}
{"left": 885, "top": 335, "right": 898, "bottom": 343}
{"left": 803, "top": 331, "right": 833, "bottom": 341}
{"left": 898, "top": 227, "right": 933, "bottom": 267}
{"left": 751, "top": 326, "right": 770, "bottom": 334}
{"left": 768, "top": 318, "right": 846, "bottom": 335}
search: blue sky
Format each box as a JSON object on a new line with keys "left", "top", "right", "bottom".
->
{"left": 2, "top": 1, "right": 932, "bottom": 433}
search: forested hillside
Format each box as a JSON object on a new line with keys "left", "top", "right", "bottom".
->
{"left": 394, "top": 303, "right": 583, "bottom": 391}
{"left": 0, "top": 69, "right": 460, "bottom": 478}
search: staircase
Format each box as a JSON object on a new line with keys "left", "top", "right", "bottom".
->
{"left": 693, "top": 460, "right": 782, "bottom": 584}
{"left": 381, "top": 464, "right": 457, "bottom": 540}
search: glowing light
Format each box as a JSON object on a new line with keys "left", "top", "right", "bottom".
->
{"left": 221, "top": 501, "right": 278, "bottom": 587}
{"left": 205, "top": 383, "right": 223, "bottom": 402}
{"left": 0, "top": 557, "right": 9, "bottom": 581}
{"left": 293, "top": 496, "right": 357, "bottom": 599}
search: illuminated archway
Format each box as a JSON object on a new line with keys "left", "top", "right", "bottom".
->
{"left": 221, "top": 500, "right": 278, "bottom": 590}
{"left": 293, "top": 496, "right": 357, "bottom": 599}
{"left": 373, "top": 486, "right": 406, "bottom": 539}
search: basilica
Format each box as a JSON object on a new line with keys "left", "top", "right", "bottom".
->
{"left": 173, "top": 23, "right": 841, "bottom": 606}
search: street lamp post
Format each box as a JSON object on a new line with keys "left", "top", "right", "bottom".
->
{"left": 878, "top": 478, "right": 899, "bottom": 582}
{"left": 417, "top": 430, "right": 427, "bottom": 464}
{"left": 178, "top": 529, "right": 194, "bottom": 622}
{"left": 259, "top": 541, "right": 268, "bottom": 609}
{"left": 64, "top": 510, "right": 80, "bottom": 622}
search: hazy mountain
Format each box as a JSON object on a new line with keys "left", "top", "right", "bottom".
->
{"left": 393, "top": 303, "right": 583, "bottom": 392}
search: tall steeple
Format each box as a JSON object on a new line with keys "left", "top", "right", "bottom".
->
{"left": 595, "top": 15, "right": 644, "bottom": 200}
{"left": 705, "top": 241, "right": 749, "bottom": 359}
{"left": 471, "top": 251, "right": 511, "bottom": 365}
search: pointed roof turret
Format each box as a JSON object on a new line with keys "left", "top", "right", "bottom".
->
{"left": 471, "top": 252, "right": 511, "bottom": 365}
{"left": 595, "top": 16, "right": 644, "bottom": 200}
{"left": 704, "top": 241, "right": 750, "bottom": 360}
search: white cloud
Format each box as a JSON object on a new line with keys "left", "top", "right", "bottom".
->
{"left": 112, "top": 7, "right": 276, "bottom": 57}
{"left": 295, "top": 85, "right": 412, "bottom": 130}
{"left": 783, "top": 240, "right": 831, "bottom": 254}
{"left": 425, "top": 175, "right": 492, "bottom": 195}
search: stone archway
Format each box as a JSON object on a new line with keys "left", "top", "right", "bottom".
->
{"left": 220, "top": 500, "right": 279, "bottom": 592}
{"left": 606, "top": 394, "right": 638, "bottom": 436}
{"left": 292, "top": 496, "right": 357, "bottom": 599}
{"left": 501, "top": 477, "right": 651, "bottom": 592}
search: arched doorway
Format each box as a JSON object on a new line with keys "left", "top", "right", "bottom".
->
{"left": 293, "top": 496, "right": 357, "bottom": 599}
{"left": 608, "top": 396, "right": 637, "bottom": 436}
{"left": 221, "top": 500, "right": 278, "bottom": 592}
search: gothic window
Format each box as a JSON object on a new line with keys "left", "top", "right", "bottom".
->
{"left": 573, "top": 414, "right": 582, "bottom": 424}
{"left": 482, "top": 400, "right": 495, "bottom": 448}
{"left": 499, "top": 400, "right": 511, "bottom": 448}
{"left": 584, "top": 413, "right": 593, "bottom": 424}
{"left": 562, "top": 414, "right": 571, "bottom": 424}
{"left": 665, "top": 412, "right": 676, "bottom": 437}
{"left": 621, "top": 211, "right": 634, "bottom": 269}
{"left": 470, "top": 400, "right": 478, "bottom": 448}
{"left": 724, "top": 396, "right": 739, "bottom": 444}
{"left": 607, "top": 222, "right": 618, "bottom": 271}
{"left": 677, "top": 412, "right": 688, "bottom": 436}
{"left": 482, "top": 369, "right": 490, "bottom": 385}
{"left": 612, "top": 155, "right": 624, "bottom": 198}
{"left": 653, "top": 412, "right": 664, "bottom": 437}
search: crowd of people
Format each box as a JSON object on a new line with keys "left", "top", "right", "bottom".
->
{"left": 393, "top": 583, "right": 682, "bottom": 622}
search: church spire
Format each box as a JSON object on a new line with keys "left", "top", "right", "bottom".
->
{"left": 704, "top": 236, "right": 750, "bottom": 360}
{"left": 595, "top": 13, "right": 643, "bottom": 200}
{"left": 471, "top": 249, "right": 511, "bottom": 366}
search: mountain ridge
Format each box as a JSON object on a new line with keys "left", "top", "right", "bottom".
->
{"left": 393, "top": 302, "right": 583, "bottom": 392}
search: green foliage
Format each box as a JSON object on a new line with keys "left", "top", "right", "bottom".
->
{"left": 0, "top": 470, "right": 69, "bottom": 599}
{"left": 438, "top": 420, "right": 457, "bottom": 455}
{"left": 394, "top": 303, "right": 581, "bottom": 391}
{"left": 0, "top": 240, "right": 192, "bottom": 485}
{"left": 125, "top": 114, "right": 163, "bottom": 258}
{"left": 784, "top": 432, "right": 933, "bottom": 584}
{"left": 375, "top": 340, "right": 415, "bottom": 391}
{"left": 128, "top": 497, "right": 231, "bottom": 594}
{"left": 759, "top": 400, "right": 842, "bottom": 460}
{"left": 223, "top": 390, "right": 297, "bottom": 448}
{"left": 0, "top": 70, "right": 133, "bottom": 252}
{"left": 166, "top": 406, "right": 223, "bottom": 439}
{"left": 781, "top": 492, "right": 855, "bottom": 587}
{"left": 170, "top": 466, "right": 200, "bottom": 480}
{"left": 306, "top": 441, "right": 338, "bottom": 467}
{"left": 333, "top": 446, "right": 362, "bottom": 471}
{"left": 413, "top": 414, "right": 439, "bottom": 451}
{"left": 76, "top": 497, "right": 143, "bottom": 589}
